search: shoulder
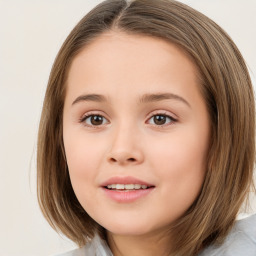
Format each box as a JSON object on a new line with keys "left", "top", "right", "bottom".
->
{"left": 51, "top": 247, "right": 85, "bottom": 256}
{"left": 51, "top": 234, "right": 113, "bottom": 256}
{"left": 199, "top": 214, "right": 256, "bottom": 256}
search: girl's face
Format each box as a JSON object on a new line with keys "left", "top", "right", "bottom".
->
{"left": 63, "top": 32, "right": 210, "bottom": 237}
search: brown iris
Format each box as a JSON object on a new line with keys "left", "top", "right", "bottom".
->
{"left": 90, "top": 115, "right": 104, "bottom": 125}
{"left": 153, "top": 115, "right": 167, "bottom": 125}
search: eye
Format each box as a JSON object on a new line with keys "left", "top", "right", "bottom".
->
{"left": 81, "top": 114, "right": 108, "bottom": 126}
{"left": 148, "top": 114, "right": 176, "bottom": 126}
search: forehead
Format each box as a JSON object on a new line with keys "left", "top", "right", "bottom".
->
{"left": 65, "top": 31, "right": 201, "bottom": 103}
{"left": 68, "top": 31, "right": 198, "bottom": 74}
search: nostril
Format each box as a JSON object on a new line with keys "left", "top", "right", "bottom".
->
{"left": 109, "top": 157, "right": 136, "bottom": 163}
{"left": 128, "top": 158, "right": 136, "bottom": 162}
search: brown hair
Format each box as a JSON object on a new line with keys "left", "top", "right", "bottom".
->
{"left": 37, "top": 0, "right": 255, "bottom": 255}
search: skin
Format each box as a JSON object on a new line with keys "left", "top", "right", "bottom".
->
{"left": 63, "top": 31, "right": 210, "bottom": 256}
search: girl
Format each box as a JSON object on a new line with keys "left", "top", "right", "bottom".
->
{"left": 37, "top": 0, "right": 256, "bottom": 255}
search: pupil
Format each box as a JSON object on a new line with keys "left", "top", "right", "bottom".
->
{"left": 154, "top": 115, "right": 166, "bottom": 125}
{"left": 91, "top": 115, "right": 103, "bottom": 125}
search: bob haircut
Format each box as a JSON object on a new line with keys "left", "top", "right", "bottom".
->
{"left": 37, "top": 0, "right": 255, "bottom": 255}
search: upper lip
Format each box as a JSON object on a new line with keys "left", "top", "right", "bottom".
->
{"left": 100, "top": 176, "right": 154, "bottom": 187}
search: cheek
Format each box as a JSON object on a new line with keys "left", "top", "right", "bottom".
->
{"left": 156, "top": 143, "right": 206, "bottom": 192}
{"left": 65, "top": 144, "right": 99, "bottom": 214}
{"left": 63, "top": 132, "right": 102, "bottom": 201}
{"left": 149, "top": 128, "right": 208, "bottom": 174}
{"left": 147, "top": 126, "right": 208, "bottom": 208}
{"left": 64, "top": 131, "right": 102, "bottom": 175}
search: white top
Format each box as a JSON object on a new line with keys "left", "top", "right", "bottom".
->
{"left": 53, "top": 214, "right": 256, "bottom": 256}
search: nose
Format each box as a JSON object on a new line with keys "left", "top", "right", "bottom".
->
{"left": 107, "top": 125, "right": 144, "bottom": 166}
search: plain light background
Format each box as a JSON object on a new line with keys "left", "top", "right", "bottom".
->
{"left": 0, "top": 0, "right": 255, "bottom": 255}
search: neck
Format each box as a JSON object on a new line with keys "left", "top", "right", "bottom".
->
{"left": 107, "top": 228, "right": 173, "bottom": 256}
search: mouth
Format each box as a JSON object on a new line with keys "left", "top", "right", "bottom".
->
{"left": 101, "top": 176, "right": 155, "bottom": 202}
{"left": 104, "top": 184, "right": 154, "bottom": 191}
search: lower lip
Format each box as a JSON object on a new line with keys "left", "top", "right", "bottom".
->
{"left": 102, "top": 187, "right": 154, "bottom": 203}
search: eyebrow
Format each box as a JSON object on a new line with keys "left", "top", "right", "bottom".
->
{"left": 139, "top": 93, "right": 191, "bottom": 107}
{"left": 72, "top": 92, "right": 190, "bottom": 108}
{"left": 72, "top": 94, "right": 107, "bottom": 105}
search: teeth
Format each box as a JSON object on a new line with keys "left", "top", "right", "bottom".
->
{"left": 116, "top": 184, "right": 125, "bottom": 189}
{"left": 106, "top": 184, "right": 149, "bottom": 190}
{"left": 134, "top": 184, "right": 141, "bottom": 189}
{"left": 125, "top": 184, "right": 134, "bottom": 189}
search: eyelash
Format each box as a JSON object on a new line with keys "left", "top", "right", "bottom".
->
{"left": 79, "top": 112, "right": 109, "bottom": 128}
{"left": 79, "top": 111, "right": 177, "bottom": 128}
{"left": 147, "top": 112, "right": 177, "bottom": 127}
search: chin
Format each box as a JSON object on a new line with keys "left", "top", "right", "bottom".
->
{"left": 101, "top": 219, "right": 160, "bottom": 236}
